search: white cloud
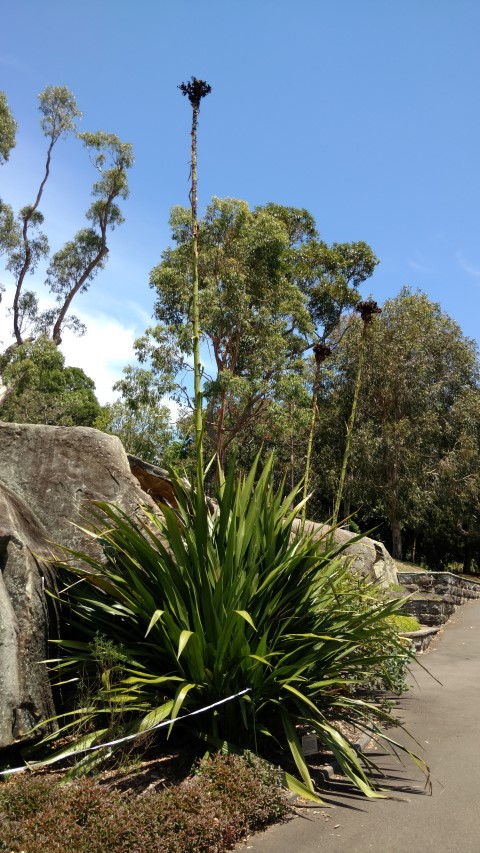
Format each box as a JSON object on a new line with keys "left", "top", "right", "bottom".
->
{"left": 61, "top": 314, "right": 136, "bottom": 404}
{"left": 0, "top": 283, "right": 138, "bottom": 405}
{"left": 456, "top": 250, "right": 480, "bottom": 280}
{"left": 408, "top": 259, "right": 433, "bottom": 274}
{"left": 163, "top": 397, "right": 181, "bottom": 423}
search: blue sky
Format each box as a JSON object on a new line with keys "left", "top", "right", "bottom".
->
{"left": 1, "top": 0, "right": 480, "bottom": 403}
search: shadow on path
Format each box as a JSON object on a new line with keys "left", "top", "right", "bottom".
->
{"left": 243, "top": 599, "right": 480, "bottom": 853}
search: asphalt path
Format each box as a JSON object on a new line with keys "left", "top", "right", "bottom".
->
{"left": 243, "top": 599, "right": 480, "bottom": 853}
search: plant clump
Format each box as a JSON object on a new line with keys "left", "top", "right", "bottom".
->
{"left": 31, "top": 455, "right": 424, "bottom": 801}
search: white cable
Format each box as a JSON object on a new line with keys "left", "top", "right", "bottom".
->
{"left": 0, "top": 688, "right": 251, "bottom": 777}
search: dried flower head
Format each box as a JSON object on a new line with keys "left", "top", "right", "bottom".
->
{"left": 313, "top": 342, "right": 333, "bottom": 364}
{"left": 178, "top": 77, "right": 212, "bottom": 110}
{"left": 355, "top": 300, "right": 381, "bottom": 325}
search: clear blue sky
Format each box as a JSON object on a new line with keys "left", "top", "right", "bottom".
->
{"left": 1, "top": 0, "right": 479, "bottom": 402}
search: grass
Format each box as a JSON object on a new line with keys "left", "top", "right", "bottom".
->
{"left": 0, "top": 752, "right": 289, "bottom": 853}
{"left": 394, "top": 559, "right": 426, "bottom": 573}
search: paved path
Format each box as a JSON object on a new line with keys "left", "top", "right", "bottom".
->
{"left": 244, "top": 599, "right": 480, "bottom": 853}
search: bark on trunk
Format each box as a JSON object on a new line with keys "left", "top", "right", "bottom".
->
{"left": 391, "top": 515, "right": 403, "bottom": 560}
{"left": 463, "top": 540, "right": 473, "bottom": 575}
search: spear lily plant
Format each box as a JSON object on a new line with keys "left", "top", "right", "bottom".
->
{"left": 33, "top": 455, "right": 425, "bottom": 801}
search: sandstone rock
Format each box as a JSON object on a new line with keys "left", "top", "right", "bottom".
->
{"left": 0, "top": 482, "right": 56, "bottom": 747}
{"left": 127, "top": 455, "right": 177, "bottom": 507}
{"left": 0, "top": 423, "right": 154, "bottom": 749}
{"left": 291, "top": 518, "right": 398, "bottom": 587}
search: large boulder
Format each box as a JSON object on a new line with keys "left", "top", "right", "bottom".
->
{"left": 0, "top": 423, "right": 154, "bottom": 749}
{"left": 291, "top": 518, "right": 398, "bottom": 588}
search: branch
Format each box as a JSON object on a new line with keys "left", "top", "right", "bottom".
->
{"left": 51, "top": 243, "right": 108, "bottom": 344}
{"left": 12, "top": 139, "right": 55, "bottom": 344}
{"left": 51, "top": 181, "right": 119, "bottom": 344}
{"left": 0, "top": 380, "right": 13, "bottom": 407}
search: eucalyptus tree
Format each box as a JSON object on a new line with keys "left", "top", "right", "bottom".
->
{"left": 95, "top": 399, "right": 178, "bottom": 466}
{"left": 116, "top": 197, "right": 313, "bottom": 468}
{"left": 116, "top": 194, "right": 379, "bottom": 472}
{"left": 330, "top": 299, "right": 381, "bottom": 533}
{"left": 0, "top": 91, "right": 16, "bottom": 164}
{"left": 0, "top": 92, "right": 19, "bottom": 259}
{"left": 0, "top": 86, "right": 133, "bottom": 411}
{"left": 313, "top": 288, "right": 480, "bottom": 560}
{"left": 424, "top": 386, "right": 480, "bottom": 571}
{"left": 3, "top": 91, "right": 134, "bottom": 347}
{"left": 0, "top": 335, "right": 100, "bottom": 426}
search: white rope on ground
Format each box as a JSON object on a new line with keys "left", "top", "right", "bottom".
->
{"left": 0, "top": 688, "right": 252, "bottom": 777}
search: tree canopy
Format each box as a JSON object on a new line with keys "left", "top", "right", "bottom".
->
{"left": 116, "top": 196, "right": 378, "bottom": 468}
{"left": 0, "top": 85, "right": 133, "bottom": 421}
{"left": 0, "top": 336, "right": 100, "bottom": 426}
{"left": 0, "top": 92, "right": 16, "bottom": 165}
{"left": 95, "top": 399, "right": 178, "bottom": 466}
{"left": 312, "top": 288, "right": 480, "bottom": 563}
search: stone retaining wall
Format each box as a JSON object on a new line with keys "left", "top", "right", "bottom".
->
{"left": 400, "top": 571, "right": 480, "bottom": 603}
{"left": 400, "top": 626, "right": 441, "bottom": 653}
{"left": 399, "top": 571, "right": 480, "bottom": 627}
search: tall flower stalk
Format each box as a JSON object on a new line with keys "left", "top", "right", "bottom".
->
{"left": 330, "top": 300, "right": 381, "bottom": 534}
{"left": 301, "top": 342, "right": 332, "bottom": 526}
{"left": 179, "top": 77, "right": 212, "bottom": 487}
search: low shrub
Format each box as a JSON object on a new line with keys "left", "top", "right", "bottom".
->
{"left": 0, "top": 754, "right": 289, "bottom": 853}
{"left": 387, "top": 614, "right": 422, "bottom": 633}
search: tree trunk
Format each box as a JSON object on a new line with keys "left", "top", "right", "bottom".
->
{"left": 391, "top": 514, "right": 403, "bottom": 560}
{"left": 463, "top": 540, "right": 473, "bottom": 575}
{"left": 0, "top": 381, "right": 13, "bottom": 407}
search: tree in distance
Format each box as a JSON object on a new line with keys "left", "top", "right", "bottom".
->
{"left": 95, "top": 399, "right": 179, "bottom": 466}
{"left": 0, "top": 91, "right": 16, "bottom": 165}
{"left": 0, "top": 335, "right": 100, "bottom": 426}
{"left": 312, "top": 287, "right": 480, "bottom": 563}
{"left": 0, "top": 86, "right": 134, "bottom": 421}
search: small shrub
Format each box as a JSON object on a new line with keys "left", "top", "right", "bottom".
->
{"left": 194, "top": 752, "right": 288, "bottom": 829}
{"left": 387, "top": 614, "right": 421, "bottom": 633}
{"left": 0, "top": 754, "right": 289, "bottom": 853}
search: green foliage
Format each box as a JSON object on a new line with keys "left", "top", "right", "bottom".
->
{"left": 0, "top": 91, "right": 16, "bottom": 165}
{"left": 38, "top": 85, "right": 81, "bottom": 140}
{"left": 312, "top": 288, "right": 480, "bottom": 562}
{"left": 0, "top": 753, "right": 288, "bottom": 852}
{"left": 0, "top": 200, "right": 19, "bottom": 257}
{"left": 330, "top": 571, "right": 415, "bottom": 695}
{"left": 95, "top": 399, "right": 178, "bottom": 465}
{"left": 117, "top": 197, "right": 378, "bottom": 471}
{"left": 131, "top": 197, "right": 311, "bottom": 464}
{"left": 289, "top": 237, "right": 379, "bottom": 340}
{"left": 387, "top": 614, "right": 421, "bottom": 633}
{"left": 0, "top": 86, "right": 133, "bottom": 355}
{"left": 0, "top": 336, "right": 100, "bottom": 426}
{"left": 38, "top": 456, "right": 422, "bottom": 800}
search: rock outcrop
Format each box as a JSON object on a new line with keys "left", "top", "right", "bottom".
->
{"left": 0, "top": 423, "right": 155, "bottom": 749}
{"left": 291, "top": 518, "right": 398, "bottom": 587}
